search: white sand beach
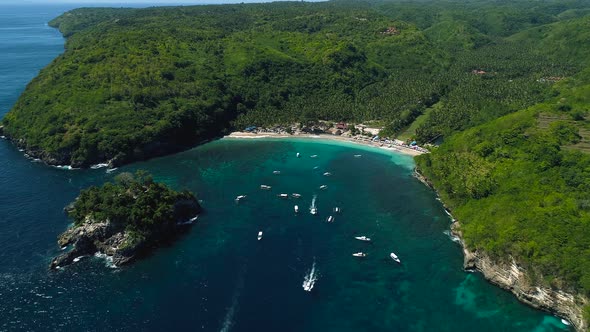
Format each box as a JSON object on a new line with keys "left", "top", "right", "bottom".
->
{"left": 225, "top": 131, "right": 426, "bottom": 157}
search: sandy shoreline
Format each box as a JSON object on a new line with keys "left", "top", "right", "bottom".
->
{"left": 225, "top": 132, "right": 426, "bottom": 157}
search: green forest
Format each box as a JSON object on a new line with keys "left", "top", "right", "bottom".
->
{"left": 2, "top": 0, "right": 590, "bottom": 318}
{"left": 3, "top": 0, "right": 586, "bottom": 166}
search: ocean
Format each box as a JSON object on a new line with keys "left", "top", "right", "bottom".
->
{"left": 0, "top": 4, "right": 571, "bottom": 331}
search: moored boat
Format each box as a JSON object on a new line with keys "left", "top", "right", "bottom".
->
{"left": 273, "top": 170, "right": 281, "bottom": 175}
{"left": 333, "top": 207, "right": 341, "bottom": 213}
{"left": 258, "top": 231, "right": 263, "bottom": 241}
{"left": 319, "top": 185, "right": 327, "bottom": 190}
{"left": 354, "top": 154, "right": 362, "bottom": 158}
{"left": 296, "top": 152, "right": 301, "bottom": 158}
{"left": 291, "top": 193, "right": 302, "bottom": 198}
{"left": 326, "top": 216, "right": 334, "bottom": 223}
{"left": 390, "top": 252, "right": 401, "bottom": 263}
{"left": 294, "top": 205, "right": 299, "bottom": 213}
{"left": 323, "top": 172, "right": 332, "bottom": 176}
{"left": 260, "top": 185, "right": 272, "bottom": 190}
{"left": 354, "top": 236, "right": 371, "bottom": 242}
{"left": 310, "top": 155, "right": 318, "bottom": 158}
{"left": 278, "top": 193, "right": 288, "bottom": 198}
{"left": 352, "top": 252, "right": 366, "bottom": 257}
{"left": 235, "top": 195, "right": 247, "bottom": 202}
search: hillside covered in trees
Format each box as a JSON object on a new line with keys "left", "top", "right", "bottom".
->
{"left": 2, "top": 0, "right": 587, "bottom": 167}
{"left": 3, "top": 0, "right": 590, "bottom": 324}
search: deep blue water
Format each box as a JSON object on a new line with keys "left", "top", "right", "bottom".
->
{"left": 0, "top": 4, "right": 571, "bottom": 332}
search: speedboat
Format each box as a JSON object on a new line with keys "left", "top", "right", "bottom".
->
{"left": 294, "top": 205, "right": 299, "bottom": 213}
{"left": 390, "top": 252, "right": 401, "bottom": 263}
{"left": 319, "top": 185, "right": 328, "bottom": 190}
{"left": 310, "top": 195, "right": 318, "bottom": 215}
{"left": 310, "top": 155, "right": 318, "bottom": 158}
{"left": 260, "top": 185, "right": 272, "bottom": 190}
{"left": 278, "top": 193, "right": 288, "bottom": 198}
{"left": 235, "top": 195, "right": 247, "bottom": 202}
{"left": 296, "top": 153, "right": 301, "bottom": 158}
{"left": 354, "top": 236, "right": 371, "bottom": 242}
{"left": 352, "top": 252, "right": 367, "bottom": 257}
{"left": 326, "top": 216, "right": 334, "bottom": 223}
{"left": 323, "top": 172, "right": 332, "bottom": 176}
{"left": 333, "top": 207, "right": 341, "bottom": 213}
{"left": 302, "top": 262, "right": 318, "bottom": 292}
{"left": 291, "top": 193, "right": 302, "bottom": 198}
{"left": 273, "top": 170, "right": 281, "bottom": 175}
{"left": 257, "top": 231, "right": 263, "bottom": 241}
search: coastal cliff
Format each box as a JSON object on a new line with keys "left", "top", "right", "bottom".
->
{"left": 414, "top": 169, "right": 588, "bottom": 331}
{"left": 51, "top": 171, "right": 201, "bottom": 269}
{"left": 452, "top": 222, "right": 588, "bottom": 331}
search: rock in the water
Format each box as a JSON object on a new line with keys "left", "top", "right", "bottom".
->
{"left": 51, "top": 171, "right": 201, "bottom": 269}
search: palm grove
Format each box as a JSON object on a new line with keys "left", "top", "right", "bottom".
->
{"left": 2, "top": 0, "right": 590, "bottom": 322}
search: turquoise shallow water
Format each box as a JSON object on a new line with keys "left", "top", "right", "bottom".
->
{"left": 0, "top": 4, "right": 572, "bottom": 332}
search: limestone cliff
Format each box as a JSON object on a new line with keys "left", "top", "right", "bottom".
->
{"left": 452, "top": 222, "right": 588, "bottom": 331}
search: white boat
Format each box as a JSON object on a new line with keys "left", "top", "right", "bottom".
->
{"left": 352, "top": 252, "right": 367, "bottom": 257}
{"left": 310, "top": 155, "right": 318, "bottom": 158}
{"left": 294, "top": 205, "right": 299, "bottom": 213}
{"left": 235, "top": 195, "right": 247, "bottom": 202}
{"left": 310, "top": 195, "right": 318, "bottom": 215}
{"left": 313, "top": 166, "right": 319, "bottom": 170}
{"left": 73, "top": 256, "right": 85, "bottom": 263}
{"left": 319, "top": 185, "right": 327, "bottom": 190}
{"left": 302, "top": 261, "right": 318, "bottom": 292}
{"left": 323, "top": 172, "right": 332, "bottom": 176}
{"left": 390, "top": 252, "right": 401, "bottom": 263}
{"left": 561, "top": 319, "right": 571, "bottom": 326}
{"left": 278, "top": 193, "right": 288, "bottom": 198}
{"left": 291, "top": 193, "right": 302, "bottom": 198}
{"left": 354, "top": 154, "right": 362, "bottom": 158}
{"left": 257, "top": 231, "right": 263, "bottom": 241}
{"left": 326, "top": 216, "right": 334, "bottom": 223}
{"left": 260, "top": 185, "right": 272, "bottom": 190}
{"left": 354, "top": 236, "right": 371, "bottom": 242}
{"left": 273, "top": 170, "right": 281, "bottom": 175}
{"left": 90, "top": 163, "right": 109, "bottom": 169}
{"left": 296, "top": 153, "right": 300, "bottom": 158}
{"left": 333, "top": 207, "right": 341, "bottom": 213}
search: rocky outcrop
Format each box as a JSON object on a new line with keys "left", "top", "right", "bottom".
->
{"left": 451, "top": 222, "right": 588, "bottom": 331}
{"left": 51, "top": 198, "right": 201, "bottom": 269}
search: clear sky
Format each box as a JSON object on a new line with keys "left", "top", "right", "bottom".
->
{"left": 7, "top": 0, "right": 319, "bottom": 4}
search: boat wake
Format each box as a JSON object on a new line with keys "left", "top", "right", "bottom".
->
{"left": 309, "top": 195, "right": 317, "bottom": 215}
{"left": 220, "top": 292, "right": 239, "bottom": 332}
{"left": 302, "top": 261, "right": 318, "bottom": 292}
{"left": 220, "top": 267, "right": 246, "bottom": 332}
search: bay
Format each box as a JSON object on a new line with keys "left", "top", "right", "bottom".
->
{"left": 0, "top": 4, "right": 570, "bottom": 332}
